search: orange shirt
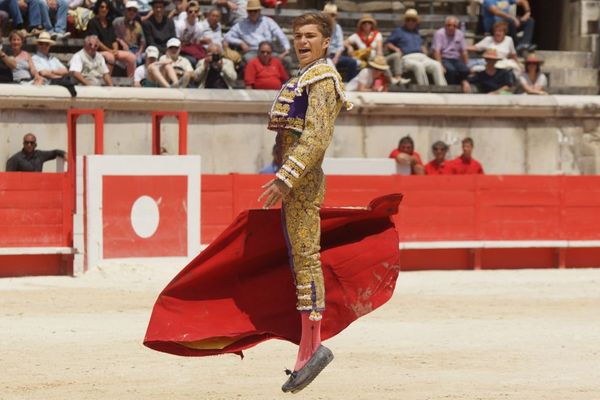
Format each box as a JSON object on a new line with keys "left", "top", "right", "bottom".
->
{"left": 389, "top": 149, "right": 424, "bottom": 175}
{"left": 424, "top": 160, "right": 455, "bottom": 175}
{"left": 452, "top": 155, "right": 484, "bottom": 174}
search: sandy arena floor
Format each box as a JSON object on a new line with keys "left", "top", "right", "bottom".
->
{"left": 1, "top": 266, "right": 599, "bottom": 400}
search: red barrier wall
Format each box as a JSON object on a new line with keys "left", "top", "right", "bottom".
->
{"left": 0, "top": 172, "right": 73, "bottom": 276}
{"left": 201, "top": 175, "right": 600, "bottom": 269}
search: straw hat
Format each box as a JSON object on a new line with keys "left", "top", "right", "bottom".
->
{"left": 525, "top": 54, "right": 544, "bottom": 64}
{"left": 368, "top": 56, "right": 390, "bottom": 71}
{"left": 482, "top": 48, "right": 501, "bottom": 60}
{"left": 403, "top": 8, "right": 420, "bottom": 22}
{"left": 35, "top": 31, "right": 56, "bottom": 46}
{"left": 323, "top": 3, "right": 337, "bottom": 15}
{"left": 125, "top": 0, "right": 139, "bottom": 9}
{"left": 357, "top": 14, "right": 377, "bottom": 29}
{"left": 246, "top": 0, "right": 262, "bottom": 11}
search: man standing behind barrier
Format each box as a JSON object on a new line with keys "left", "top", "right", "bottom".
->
{"left": 6, "top": 133, "right": 66, "bottom": 172}
{"left": 451, "top": 137, "right": 484, "bottom": 174}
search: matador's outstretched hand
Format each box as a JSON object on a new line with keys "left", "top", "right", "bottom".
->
{"left": 258, "top": 179, "right": 291, "bottom": 209}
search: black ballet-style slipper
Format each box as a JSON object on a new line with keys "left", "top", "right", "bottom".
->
{"left": 281, "top": 345, "right": 334, "bottom": 394}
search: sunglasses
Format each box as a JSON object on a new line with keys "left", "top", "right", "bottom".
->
{"left": 446, "top": 23, "right": 457, "bottom": 27}
{"left": 433, "top": 147, "right": 446, "bottom": 151}
{"left": 188, "top": 9, "right": 199, "bottom": 13}
{"left": 260, "top": 50, "right": 272, "bottom": 54}
{"left": 24, "top": 140, "right": 36, "bottom": 145}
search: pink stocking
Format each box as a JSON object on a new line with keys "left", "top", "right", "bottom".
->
{"left": 293, "top": 312, "right": 322, "bottom": 371}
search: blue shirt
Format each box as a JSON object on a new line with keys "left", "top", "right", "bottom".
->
{"left": 328, "top": 23, "right": 344, "bottom": 56}
{"left": 259, "top": 162, "right": 278, "bottom": 174}
{"left": 224, "top": 15, "right": 290, "bottom": 52}
{"left": 482, "top": 0, "right": 516, "bottom": 33}
{"left": 385, "top": 27, "right": 423, "bottom": 55}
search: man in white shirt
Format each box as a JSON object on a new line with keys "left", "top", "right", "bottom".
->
{"left": 69, "top": 35, "right": 113, "bottom": 86}
{"left": 175, "top": 0, "right": 205, "bottom": 64}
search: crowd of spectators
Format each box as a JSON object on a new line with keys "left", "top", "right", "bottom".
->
{"left": 0, "top": 0, "right": 547, "bottom": 94}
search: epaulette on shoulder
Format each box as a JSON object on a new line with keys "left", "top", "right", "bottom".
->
{"left": 296, "top": 62, "right": 354, "bottom": 111}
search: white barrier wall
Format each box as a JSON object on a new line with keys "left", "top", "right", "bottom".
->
{"left": 1, "top": 86, "right": 600, "bottom": 175}
{"left": 85, "top": 155, "right": 201, "bottom": 269}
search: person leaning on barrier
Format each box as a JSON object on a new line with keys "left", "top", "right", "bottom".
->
{"left": 6, "top": 133, "right": 66, "bottom": 172}
{"left": 389, "top": 135, "right": 425, "bottom": 175}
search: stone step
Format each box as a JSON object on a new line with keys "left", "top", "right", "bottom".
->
{"left": 544, "top": 67, "right": 599, "bottom": 88}
{"left": 536, "top": 50, "right": 593, "bottom": 69}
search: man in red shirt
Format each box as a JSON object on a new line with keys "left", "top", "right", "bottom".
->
{"left": 389, "top": 136, "right": 424, "bottom": 175}
{"left": 244, "top": 41, "right": 289, "bottom": 89}
{"left": 452, "top": 137, "right": 484, "bottom": 174}
{"left": 424, "top": 141, "right": 454, "bottom": 175}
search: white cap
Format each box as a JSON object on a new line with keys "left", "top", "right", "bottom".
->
{"left": 145, "top": 46, "right": 159, "bottom": 58}
{"left": 166, "top": 38, "right": 181, "bottom": 48}
{"left": 125, "top": 0, "right": 139, "bottom": 9}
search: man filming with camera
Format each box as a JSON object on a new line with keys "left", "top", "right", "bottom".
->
{"left": 193, "top": 43, "right": 237, "bottom": 88}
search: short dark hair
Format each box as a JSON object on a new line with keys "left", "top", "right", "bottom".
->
{"left": 462, "top": 137, "right": 474, "bottom": 146}
{"left": 258, "top": 41, "right": 273, "bottom": 51}
{"left": 431, "top": 140, "right": 448, "bottom": 151}
{"left": 398, "top": 136, "right": 414, "bottom": 148}
{"left": 293, "top": 12, "right": 333, "bottom": 38}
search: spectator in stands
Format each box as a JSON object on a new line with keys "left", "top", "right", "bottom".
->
{"left": 0, "top": 31, "right": 15, "bottom": 83}
{"left": 344, "top": 14, "right": 383, "bottom": 69}
{"left": 244, "top": 41, "right": 287, "bottom": 89}
{"left": 389, "top": 136, "right": 424, "bottom": 175}
{"left": 6, "top": 133, "right": 66, "bottom": 172}
{"left": 134, "top": 45, "right": 179, "bottom": 86}
{"left": 432, "top": 16, "right": 470, "bottom": 93}
{"left": 0, "top": 9, "right": 8, "bottom": 37}
{"left": 482, "top": 0, "right": 535, "bottom": 55}
{"left": 385, "top": 9, "right": 447, "bottom": 86}
{"left": 160, "top": 36, "right": 192, "bottom": 86}
{"left": 424, "top": 141, "right": 454, "bottom": 175}
{"left": 32, "top": 31, "right": 69, "bottom": 85}
{"left": 346, "top": 55, "right": 390, "bottom": 92}
{"left": 167, "top": 0, "right": 187, "bottom": 22}
{"left": 322, "top": 3, "right": 358, "bottom": 82}
{"left": 143, "top": 0, "right": 176, "bottom": 54}
{"left": 86, "top": 0, "right": 137, "bottom": 77}
{"left": 6, "top": 30, "right": 43, "bottom": 84}
{"left": 468, "top": 48, "right": 513, "bottom": 94}
{"left": 113, "top": 0, "right": 146, "bottom": 66}
{"left": 0, "top": 0, "right": 26, "bottom": 34}
{"left": 260, "top": 0, "right": 286, "bottom": 7}
{"left": 37, "top": 0, "right": 70, "bottom": 39}
{"left": 518, "top": 53, "right": 547, "bottom": 95}
{"left": 69, "top": 34, "right": 114, "bottom": 86}
{"left": 469, "top": 21, "right": 521, "bottom": 77}
{"left": 259, "top": 144, "right": 281, "bottom": 174}
{"left": 175, "top": 1, "right": 205, "bottom": 65}
{"left": 452, "top": 137, "right": 484, "bottom": 174}
{"left": 212, "top": 0, "right": 246, "bottom": 27}
{"left": 194, "top": 42, "right": 236, "bottom": 88}
{"left": 198, "top": 8, "right": 223, "bottom": 49}
{"left": 224, "top": 0, "right": 291, "bottom": 67}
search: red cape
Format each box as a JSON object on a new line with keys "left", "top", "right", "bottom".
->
{"left": 144, "top": 194, "right": 402, "bottom": 357}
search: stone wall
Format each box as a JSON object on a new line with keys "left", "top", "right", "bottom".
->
{"left": 1, "top": 85, "right": 600, "bottom": 175}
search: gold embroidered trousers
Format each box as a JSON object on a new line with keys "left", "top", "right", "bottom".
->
{"left": 277, "top": 130, "right": 326, "bottom": 318}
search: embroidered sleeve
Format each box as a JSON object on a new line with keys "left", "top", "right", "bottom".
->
{"left": 275, "top": 78, "right": 339, "bottom": 188}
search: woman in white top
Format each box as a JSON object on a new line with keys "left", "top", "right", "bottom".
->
{"left": 469, "top": 21, "right": 521, "bottom": 76}
{"left": 518, "top": 54, "right": 548, "bottom": 95}
{"left": 344, "top": 14, "right": 383, "bottom": 68}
